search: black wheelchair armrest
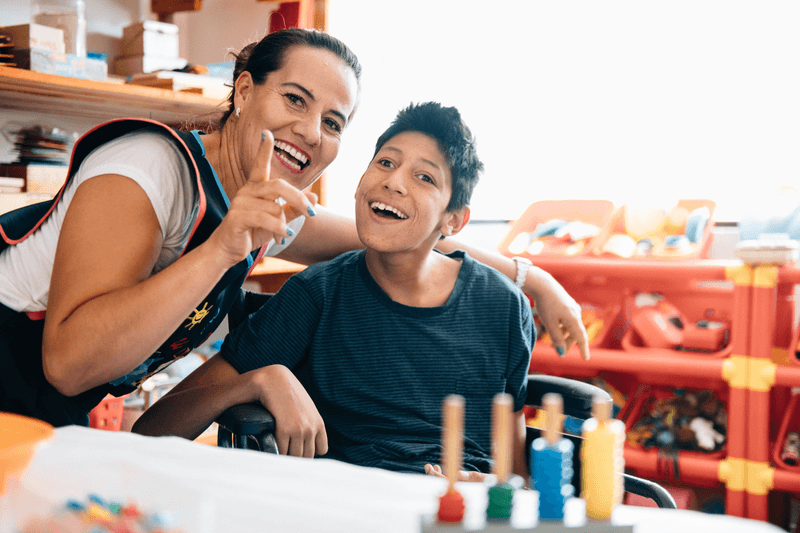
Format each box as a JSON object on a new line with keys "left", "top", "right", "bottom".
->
{"left": 526, "top": 374, "right": 611, "bottom": 419}
{"left": 216, "top": 401, "right": 279, "bottom": 454}
{"left": 623, "top": 473, "right": 678, "bottom": 509}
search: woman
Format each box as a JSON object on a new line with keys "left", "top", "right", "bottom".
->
{"left": 0, "top": 28, "right": 586, "bottom": 432}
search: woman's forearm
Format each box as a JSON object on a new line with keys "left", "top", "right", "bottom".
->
{"left": 277, "top": 205, "right": 363, "bottom": 265}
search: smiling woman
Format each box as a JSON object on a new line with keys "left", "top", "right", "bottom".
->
{"left": 327, "top": 0, "right": 800, "bottom": 223}
{"left": 0, "top": 28, "right": 363, "bottom": 428}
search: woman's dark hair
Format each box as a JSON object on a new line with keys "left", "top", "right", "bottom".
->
{"left": 217, "top": 28, "right": 362, "bottom": 129}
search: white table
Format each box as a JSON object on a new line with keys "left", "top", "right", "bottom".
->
{"left": 1, "top": 426, "right": 789, "bottom": 533}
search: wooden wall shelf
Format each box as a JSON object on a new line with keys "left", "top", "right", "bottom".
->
{"left": 0, "top": 67, "right": 224, "bottom": 126}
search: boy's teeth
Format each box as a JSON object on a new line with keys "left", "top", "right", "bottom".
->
{"left": 370, "top": 201, "right": 408, "bottom": 219}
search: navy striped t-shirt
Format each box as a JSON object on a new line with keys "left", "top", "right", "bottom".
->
{"left": 221, "top": 249, "right": 534, "bottom": 474}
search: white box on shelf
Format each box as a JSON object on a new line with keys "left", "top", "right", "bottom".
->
{"left": 120, "top": 20, "right": 179, "bottom": 58}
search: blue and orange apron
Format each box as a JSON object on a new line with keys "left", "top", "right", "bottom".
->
{"left": 0, "top": 119, "right": 266, "bottom": 426}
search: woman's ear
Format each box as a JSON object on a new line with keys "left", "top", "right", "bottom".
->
{"left": 440, "top": 206, "right": 470, "bottom": 238}
{"left": 234, "top": 71, "right": 255, "bottom": 109}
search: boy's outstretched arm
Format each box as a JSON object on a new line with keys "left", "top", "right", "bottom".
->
{"left": 132, "top": 355, "right": 327, "bottom": 458}
{"left": 435, "top": 239, "right": 590, "bottom": 361}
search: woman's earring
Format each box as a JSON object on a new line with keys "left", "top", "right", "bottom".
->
{"left": 235, "top": 107, "right": 241, "bottom": 118}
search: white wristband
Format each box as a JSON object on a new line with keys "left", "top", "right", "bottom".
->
{"left": 512, "top": 256, "right": 533, "bottom": 289}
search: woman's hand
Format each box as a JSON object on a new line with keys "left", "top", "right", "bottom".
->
{"left": 249, "top": 364, "right": 328, "bottom": 458}
{"left": 526, "top": 267, "right": 590, "bottom": 360}
{"left": 207, "top": 130, "right": 318, "bottom": 269}
{"left": 424, "top": 464, "right": 487, "bottom": 483}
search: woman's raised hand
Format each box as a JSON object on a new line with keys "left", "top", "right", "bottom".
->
{"left": 209, "top": 130, "right": 317, "bottom": 268}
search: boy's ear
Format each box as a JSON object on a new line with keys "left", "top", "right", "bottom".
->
{"left": 440, "top": 206, "right": 470, "bottom": 238}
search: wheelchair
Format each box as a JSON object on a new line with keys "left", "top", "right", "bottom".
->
{"left": 215, "top": 373, "right": 677, "bottom": 509}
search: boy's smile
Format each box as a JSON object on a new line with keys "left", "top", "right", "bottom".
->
{"left": 354, "top": 131, "right": 462, "bottom": 255}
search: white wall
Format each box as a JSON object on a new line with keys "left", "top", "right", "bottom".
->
{"left": 325, "top": 0, "right": 800, "bottom": 224}
{"left": 173, "top": 0, "right": 277, "bottom": 66}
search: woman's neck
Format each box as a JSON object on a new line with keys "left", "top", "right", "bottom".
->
{"left": 203, "top": 128, "right": 246, "bottom": 200}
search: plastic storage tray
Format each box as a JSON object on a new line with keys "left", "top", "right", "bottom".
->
{"left": 591, "top": 199, "right": 716, "bottom": 259}
{"left": 498, "top": 199, "right": 616, "bottom": 257}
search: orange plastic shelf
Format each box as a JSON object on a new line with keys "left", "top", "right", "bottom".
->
{"left": 530, "top": 347, "right": 727, "bottom": 388}
{"left": 624, "top": 446, "right": 724, "bottom": 487}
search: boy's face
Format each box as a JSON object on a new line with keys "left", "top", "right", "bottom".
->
{"left": 354, "top": 131, "right": 466, "bottom": 254}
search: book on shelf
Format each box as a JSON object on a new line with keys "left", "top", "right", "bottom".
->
{"left": 0, "top": 163, "right": 67, "bottom": 195}
{"left": 0, "top": 176, "right": 24, "bottom": 194}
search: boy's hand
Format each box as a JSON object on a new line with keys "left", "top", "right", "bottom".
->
{"left": 424, "top": 463, "right": 487, "bottom": 483}
{"left": 250, "top": 364, "right": 328, "bottom": 458}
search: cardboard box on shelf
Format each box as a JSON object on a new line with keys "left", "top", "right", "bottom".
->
{"left": 1, "top": 23, "right": 65, "bottom": 54}
{"left": 120, "top": 20, "right": 179, "bottom": 58}
{"left": 125, "top": 70, "right": 229, "bottom": 100}
{"left": 114, "top": 54, "right": 187, "bottom": 76}
{"left": 12, "top": 48, "right": 107, "bottom": 81}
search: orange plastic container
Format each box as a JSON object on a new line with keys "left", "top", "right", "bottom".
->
{"left": 591, "top": 199, "right": 716, "bottom": 259}
{"left": 498, "top": 199, "right": 616, "bottom": 258}
{"left": 88, "top": 394, "right": 126, "bottom": 431}
{"left": 0, "top": 412, "right": 53, "bottom": 494}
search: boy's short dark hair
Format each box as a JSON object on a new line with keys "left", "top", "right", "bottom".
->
{"left": 373, "top": 102, "right": 483, "bottom": 212}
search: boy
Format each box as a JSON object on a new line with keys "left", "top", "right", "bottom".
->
{"left": 133, "top": 102, "right": 535, "bottom": 480}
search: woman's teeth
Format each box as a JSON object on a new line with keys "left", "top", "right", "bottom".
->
{"left": 274, "top": 140, "right": 309, "bottom": 170}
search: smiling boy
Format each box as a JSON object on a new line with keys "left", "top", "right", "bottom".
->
{"left": 133, "top": 102, "right": 535, "bottom": 480}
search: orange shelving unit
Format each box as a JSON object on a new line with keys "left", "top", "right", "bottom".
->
{"left": 505, "top": 200, "right": 800, "bottom": 529}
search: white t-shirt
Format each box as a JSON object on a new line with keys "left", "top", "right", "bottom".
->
{"left": 0, "top": 127, "right": 304, "bottom": 314}
{"left": 0, "top": 127, "right": 199, "bottom": 312}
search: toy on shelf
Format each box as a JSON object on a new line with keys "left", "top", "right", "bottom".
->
{"left": 592, "top": 199, "right": 715, "bottom": 259}
{"left": 18, "top": 494, "right": 186, "bottom": 532}
{"left": 421, "top": 395, "right": 633, "bottom": 532}
{"left": 774, "top": 390, "right": 800, "bottom": 469}
{"left": 581, "top": 397, "right": 625, "bottom": 521}
{"left": 624, "top": 388, "right": 727, "bottom": 455}
{"left": 782, "top": 432, "right": 800, "bottom": 466}
{"left": 498, "top": 200, "right": 615, "bottom": 258}
{"left": 622, "top": 293, "right": 730, "bottom": 356}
